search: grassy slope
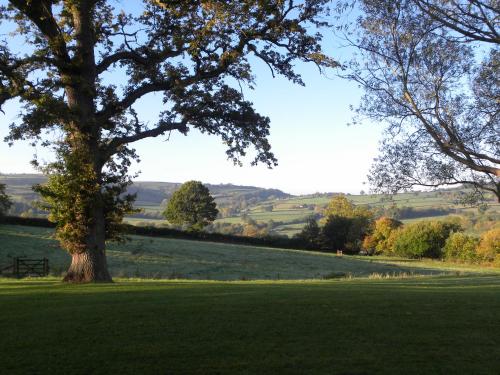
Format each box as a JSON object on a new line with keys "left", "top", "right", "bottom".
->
{"left": 0, "top": 276, "right": 499, "bottom": 374}
{"left": 1, "top": 225, "right": 498, "bottom": 280}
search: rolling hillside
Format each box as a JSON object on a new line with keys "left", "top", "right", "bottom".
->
{"left": 1, "top": 173, "right": 498, "bottom": 237}
{"left": 0, "top": 173, "right": 291, "bottom": 218}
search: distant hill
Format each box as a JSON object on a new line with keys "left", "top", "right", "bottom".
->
{"left": 0, "top": 173, "right": 292, "bottom": 208}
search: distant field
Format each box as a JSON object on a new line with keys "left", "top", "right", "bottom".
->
{"left": 212, "top": 190, "right": 499, "bottom": 235}
{"left": 1, "top": 225, "right": 498, "bottom": 280}
{"left": 1, "top": 276, "right": 499, "bottom": 374}
{"left": 2, "top": 173, "right": 499, "bottom": 237}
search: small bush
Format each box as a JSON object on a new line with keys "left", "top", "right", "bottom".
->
{"left": 392, "top": 221, "right": 461, "bottom": 259}
{"left": 443, "top": 232, "right": 480, "bottom": 262}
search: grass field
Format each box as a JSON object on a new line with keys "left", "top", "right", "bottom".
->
{"left": 0, "top": 276, "right": 499, "bottom": 374}
{"left": 1, "top": 224, "right": 500, "bottom": 373}
{"left": 2, "top": 225, "right": 498, "bottom": 280}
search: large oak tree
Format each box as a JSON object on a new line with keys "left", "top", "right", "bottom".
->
{"left": 0, "top": 0, "right": 337, "bottom": 282}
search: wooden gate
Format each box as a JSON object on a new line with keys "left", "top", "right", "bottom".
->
{"left": 12, "top": 257, "right": 49, "bottom": 277}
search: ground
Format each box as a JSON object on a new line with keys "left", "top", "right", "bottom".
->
{"left": 0, "top": 276, "right": 499, "bottom": 374}
{"left": 1, "top": 224, "right": 499, "bottom": 374}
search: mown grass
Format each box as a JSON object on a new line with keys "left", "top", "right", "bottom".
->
{"left": 0, "top": 276, "right": 499, "bottom": 374}
{"left": 3, "top": 224, "right": 496, "bottom": 280}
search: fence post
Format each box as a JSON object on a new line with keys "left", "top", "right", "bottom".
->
{"left": 13, "top": 257, "right": 19, "bottom": 278}
{"left": 43, "top": 258, "right": 49, "bottom": 276}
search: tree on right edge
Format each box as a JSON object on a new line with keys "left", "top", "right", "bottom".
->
{"left": 347, "top": 0, "right": 499, "bottom": 202}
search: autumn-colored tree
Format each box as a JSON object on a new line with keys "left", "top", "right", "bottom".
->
{"left": 443, "top": 232, "right": 480, "bottom": 263}
{"left": 0, "top": 1, "right": 336, "bottom": 281}
{"left": 362, "top": 217, "right": 402, "bottom": 255}
{"left": 476, "top": 228, "right": 500, "bottom": 264}
{"left": 321, "top": 195, "right": 373, "bottom": 252}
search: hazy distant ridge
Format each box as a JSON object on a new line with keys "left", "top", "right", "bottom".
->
{"left": 0, "top": 173, "right": 292, "bottom": 206}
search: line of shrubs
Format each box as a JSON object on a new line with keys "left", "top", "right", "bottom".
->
{"left": 1, "top": 215, "right": 311, "bottom": 251}
{"left": 362, "top": 217, "right": 500, "bottom": 265}
{"left": 2, "top": 215, "right": 56, "bottom": 228}
{"left": 122, "top": 223, "right": 303, "bottom": 249}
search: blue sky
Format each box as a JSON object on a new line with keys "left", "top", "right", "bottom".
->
{"left": 0, "top": 3, "right": 382, "bottom": 195}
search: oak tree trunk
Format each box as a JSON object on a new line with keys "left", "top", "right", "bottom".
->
{"left": 63, "top": 186, "right": 112, "bottom": 282}
{"left": 60, "top": 3, "right": 114, "bottom": 282}
{"left": 64, "top": 249, "right": 112, "bottom": 283}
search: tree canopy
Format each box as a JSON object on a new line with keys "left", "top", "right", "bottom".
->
{"left": 348, "top": 0, "right": 499, "bottom": 202}
{"left": 0, "top": 182, "right": 12, "bottom": 217}
{"left": 0, "top": 0, "right": 336, "bottom": 281}
{"left": 164, "top": 181, "right": 218, "bottom": 231}
{"left": 321, "top": 195, "right": 373, "bottom": 252}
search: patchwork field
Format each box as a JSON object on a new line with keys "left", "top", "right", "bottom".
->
{"left": 0, "top": 276, "right": 499, "bottom": 374}
{"left": 3, "top": 174, "right": 499, "bottom": 238}
{"left": 127, "top": 191, "right": 500, "bottom": 237}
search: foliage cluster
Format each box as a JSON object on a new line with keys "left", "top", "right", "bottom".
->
{"left": 292, "top": 195, "right": 499, "bottom": 265}
{"left": 443, "top": 233, "right": 480, "bottom": 263}
{"left": 34, "top": 149, "right": 136, "bottom": 254}
{"left": 391, "top": 221, "right": 462, "bottom": 259}
{"left": 476, "top": 228, "right": 500, "bottom": 265}
{"left": 294, "top": 215, "right": 322, "bottom": 250}
{"left": 163, "top": 181, "right": 218, "bottom": 231}
{"left": 362, "top": 217, "right": 402, "bottom": 255}
{"left": 295, "top": 196, "right": 374, "bottom": 252}
{"left": 365, "top": 220, "right": 499, "bottom": 265}
{"left": 0, "top": 183, "right": 12, "bottom": 218}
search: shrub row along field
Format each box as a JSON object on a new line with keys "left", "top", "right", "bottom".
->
{"left": 0, "top": 276, "right": 499, "bottom": 374}
{"left": 1, "top": 225, "right": 498, "bottom": 280}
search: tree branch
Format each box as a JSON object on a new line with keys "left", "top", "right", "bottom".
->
{"left": 96, "top": 48, "right": 186, "bottom": 75}
{"left": 8, "top": 0, "right": 71, "bottom": 65}
{"left": 413, "top": 0, "right": 500, "bottom": 44}
{"left": 103, "top": 118, "right": 188, "bottom": 160}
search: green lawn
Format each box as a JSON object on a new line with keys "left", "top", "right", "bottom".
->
{"left": 3, "top": 225, "right": 497, "bottom": 280}
{"left": 0, "top": 276, "right": 499, "bottom": 374}
{"left": 1, "top": 225, "right": 499, "bottom": 374}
